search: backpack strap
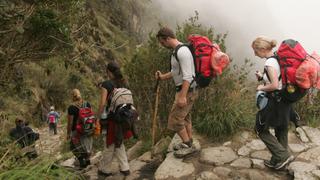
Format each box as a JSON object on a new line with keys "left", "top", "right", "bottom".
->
{"left": 264, "top": 56, "right": 281, "bottom": 82}
{"left": 74, "top": 101, "right": 89, "bottom": 110}
{"left": 172, "top": 43, "right": 197, "bottom": 86}
{"left": 172, "top": 44, "right": 187, "bottom": 74}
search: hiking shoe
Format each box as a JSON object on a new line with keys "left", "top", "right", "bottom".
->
{"left": 174, "top": 145, "right": 197, "bottom": 158}
{"left": 120, "top": 170, "right": 130, "bottom": 176}
{"left": 173, "top": 142, "right": 189, "bottom": 151}
{"left": 274, "top": 155, "right": 294, "bottom": 170}
{"left": 264, "top": 160, "right": 276, "bottom": 168}
{"left": 97, "top": 170, "right": 112, "bottom": 177}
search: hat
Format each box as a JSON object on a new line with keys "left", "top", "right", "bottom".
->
{"left": 256, "top": 91, "right": 268, "bottom": 110}
{"left": 50, "top": 106, "right": 55, "bottom": 111}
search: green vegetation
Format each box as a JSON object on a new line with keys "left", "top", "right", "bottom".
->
{"left": 295, "top": 91, "right": 320, "bottom": 127}
{"left": 0, "top": 156, "right": 83, "bottom": 180}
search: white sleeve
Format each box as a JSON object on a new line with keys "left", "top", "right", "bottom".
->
{"left": 265, "top": 58, "right": 278, "bottom": 68}
{"left": 265, "top": 57, "right": 280, "bottom": 77}
{"left": 177, "top": 46, "right": 194, "bottom": 83}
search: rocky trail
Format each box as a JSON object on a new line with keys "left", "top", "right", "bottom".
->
{"left": 35, "top": 124, "right": 64, "bottom": 157}
{"left": 34, "top": 124, "right": 320, "bottom": 180}
{"left": 34, "top": 124, "right": 162, "bottom": 180}
{"left": 155, "top": 126, "right": 320, "bottom": 180}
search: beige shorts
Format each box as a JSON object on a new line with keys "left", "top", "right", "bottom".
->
{"left": 167, "top": 91, "right": 198, "bottom": 132}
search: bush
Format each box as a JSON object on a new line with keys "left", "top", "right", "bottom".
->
{"left": 30, "top": 9, "right": 60, "bottom": 35}
{"left": 193, "top": 60, "right": 255, "bottom": 139}
{"left": 295, "top": 91, "right": 320, "bottom": 127}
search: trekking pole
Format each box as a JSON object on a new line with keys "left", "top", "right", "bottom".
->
{"left": 152, "top": 75, "right": 160, "bottom": 146}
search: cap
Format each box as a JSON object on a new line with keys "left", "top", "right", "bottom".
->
{"left": 50, "top": 106, "right": 54, "bottom": 111}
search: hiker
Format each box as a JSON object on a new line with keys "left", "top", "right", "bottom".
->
{"left": 97, "top": 61, "right": 134, "bottom": 177}
{"left": 155, "top": 27, "right": 198, "bottom": 158}
{"left": 9, "top": 117, "right": 39, "bottom": 159}
{"left": 67, "top": 89, "right": 93, "bottom": 169}
{"left": 47, "top": 106, "right": 60, "bottom": 135}
{"left": 252, "top": 36, "right": 294, "bottom": 170}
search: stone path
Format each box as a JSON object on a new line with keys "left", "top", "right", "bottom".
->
{"left": 37, "top": 124, "right": 320, "bottom": 179}
{"left": 35, "top": 124, "right": 64, "bottom": 157}
{"left": 155, "top": 126, "right": 320, "bottom": 180}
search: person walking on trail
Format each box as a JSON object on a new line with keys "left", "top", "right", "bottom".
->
{"left": 47, "top": 106, "right": 60, "bottom": 135}
{"left": 155, "top": 27, "right": 198, "bottom": 158}
{"left": 67, "top": 89, "right": 93, "bottom": 169}
{"left": 9, "top": 117, "right": 39, "bottom": 159}
{"left": 97, "top": 61, "right": 132, "bottom": 177}
{"left": 252, "top": 36, "right": 294, "bottom": 170}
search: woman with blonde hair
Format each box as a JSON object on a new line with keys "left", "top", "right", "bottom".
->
{"left": 252, "top": 36, "right": 294, "bottom": 170}
{"left": 67, "top": 88, "right": 93, "bottom": 169}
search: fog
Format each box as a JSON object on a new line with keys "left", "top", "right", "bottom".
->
{"left": 152, "top": 0, "right": 320, "bottom": 70}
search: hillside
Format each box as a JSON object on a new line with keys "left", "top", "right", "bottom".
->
{"left": 0, "top": 0, "right": 152, "bottom": 128}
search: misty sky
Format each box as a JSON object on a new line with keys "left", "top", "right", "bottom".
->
{"left": 152, "top": 0, "right": 320, "bottom": 70}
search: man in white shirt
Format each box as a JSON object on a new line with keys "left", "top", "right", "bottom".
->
{"left": 155, "top": 27, "right": 198, "bottom": 158}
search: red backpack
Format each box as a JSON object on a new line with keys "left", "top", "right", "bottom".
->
{"left": 75, "top": 102, "right": 96, "bottom": 135}
{"left": 275, "top": 39, "right": 308, "bottom": 102}
{"left": 173, "top": 35, "right": 230, "bottom": 88}
{"left": 48, "top": 113, "right": 56, "bottom": 123}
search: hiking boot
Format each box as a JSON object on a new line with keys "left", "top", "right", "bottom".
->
{"left": 85, "top": 159, "right": 91, "bottom": 166}
{"left": 264, "top": 160, "right": 276, "bottom": 168}
{"left": 120, "top": 170, "right": 130, "bottom": 176}
{"left": 173, "top": 139, "right": 193, "bottom": 151}
{"left": 97, "top": 170, "right": 112, "bottom": 177}
{"left": 173, "top": 142, "right": 189, "bottom": 151}
{"left": 274, "top": 155, "right": 294, "bottom": 170}
{"left": 174, "top": 145, "right": 197, "bottom": 158}
{"left": 79, "top": 157, "right": 89, "bottom": 169}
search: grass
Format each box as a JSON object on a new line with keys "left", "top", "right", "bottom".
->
{"left": 0, "top": 155, "right": 83, "bottom": 180}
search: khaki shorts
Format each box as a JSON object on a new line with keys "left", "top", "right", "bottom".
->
{"left": 167, "top": 91, "right": 198, "bottom": 132}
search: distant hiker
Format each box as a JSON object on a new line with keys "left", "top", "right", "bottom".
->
{"left": 97, "top": 61, "right": 136, "bottom": 177}
{"left": 9, "top": 117, "right": 39, "bottom": 159}
{"left": 252, "top": 36, "right": 294, "bottom": 170}
{"left": 47, "top": 106, "right": 60, "bottom": 135}
{"left": 67, "top": 89, "right": 94, "bottom": 169}
{"left": 155, "top": 27, "right": 198, "bottom": 158}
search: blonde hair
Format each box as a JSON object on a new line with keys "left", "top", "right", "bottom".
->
{"left": 252, "top": 36, "right": 277, "bottom": 51}
{"left": 71, "top": 89, "right": 82, "bottom": 105}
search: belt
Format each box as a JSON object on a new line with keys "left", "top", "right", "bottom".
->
{"left": 175, "top": 85, "right": 197, "bottom": 92}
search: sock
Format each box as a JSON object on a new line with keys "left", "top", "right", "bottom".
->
{"left": 184, "top": 140, "right": 192, "bottom": 147}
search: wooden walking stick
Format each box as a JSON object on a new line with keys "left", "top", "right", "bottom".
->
{"left": 152, "top": 76, "right": 160, "bottom": 146}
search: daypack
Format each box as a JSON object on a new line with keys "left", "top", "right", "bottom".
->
{"left": 108, "top": 88, "right": 138, "bottom": 138}
{"left": 173, "top": 34, "right": 230, "bottom": 88}
{"left": 48, "top": 113, "right": 56, "bottom": 123}
{"left": 76, "top": 102, "right": 96, "bottom": 135}
{"left": 275, "top": 39, "right": 308, "bottom": 102}
{"left": 109, "top": 88, "right": 134, "bottom": 113}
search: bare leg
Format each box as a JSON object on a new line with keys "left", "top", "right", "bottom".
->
{"left": 177, "top": 127, "right": 190, "bottom": 143}
{"left": 186, "top": 121, "right": 192, "bottom": 140}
